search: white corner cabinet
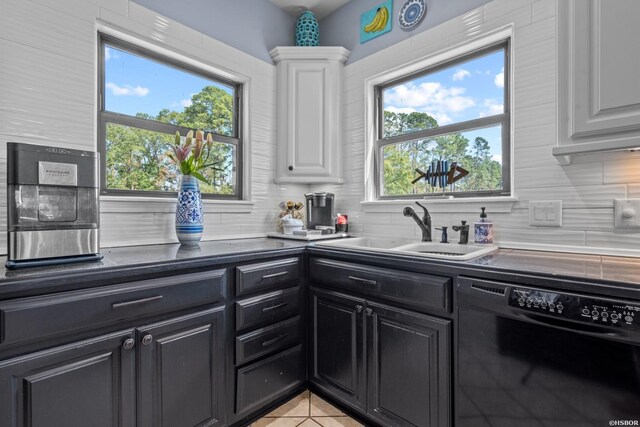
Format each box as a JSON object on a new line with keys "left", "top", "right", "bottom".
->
{"left": 554, "top": 0, "right": 640, "bottom": 164}
{"left": 270, "top": 47, "right": 350, "bottom": 184}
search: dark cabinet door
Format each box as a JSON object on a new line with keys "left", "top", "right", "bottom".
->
{"left": 366, "top": 302, "right": 451, "bottom": 427}
{"left": 137, "top": 308, "right": 225, "bottom": 427}
{"left": 310, "top": 288, "right": 366, "bottom": 411}
{"left": 0, "top": 329, "right": 136, "bottom": 427}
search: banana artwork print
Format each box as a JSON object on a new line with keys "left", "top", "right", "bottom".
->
{"left": 360, "top": 0, "right": 392, "bottom": 43}
{"left": 363, "top": 6, "right": 389, "bottom": 33}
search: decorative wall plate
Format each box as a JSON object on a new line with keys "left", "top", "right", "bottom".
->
{"left": 398, "top": 0, "right": 426, "bottom": 30}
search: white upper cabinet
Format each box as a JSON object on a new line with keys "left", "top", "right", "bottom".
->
{"left": 555, "top": 0, "right": 640, "bottom": 164}
{"left": 270, "top": 47, "right": 350, "bottom": 183}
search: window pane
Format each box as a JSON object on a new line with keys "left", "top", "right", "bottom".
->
{"left": 381, "top": 125, "right": 503, "bottom": 196}
{"left": 105, "top": 123, "right": 236, "bottom": 195}
{"left": 382, "top": 49, "right": 505, "bottom": 137}
{"left": 104, "top": 45, "right": 235, "bottom": 136}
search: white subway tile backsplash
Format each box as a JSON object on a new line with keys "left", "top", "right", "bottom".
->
{"left": 586, "top": 231, "right": 640, "bottom": 250}
{"left": 496, "top": 228, "right": 586, "bottom": 246}
{"left": 603, "top": 158, "right": 640, "bottom": 184}
{"left": 0, "top": 0, "right": 96, "bottom": 63}
{"left": 515, "top": 163, "right": 602, "bottom": 189}
{"left": 128, "top": 2, "right": 202, "bottom": 48}
{"left": 533, "top": 0, "right": 556, "bottom": 22}
{"left": 514, "top": 184, "right": 623, "bottom": 208}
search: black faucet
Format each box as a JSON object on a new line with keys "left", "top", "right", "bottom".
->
{"left": 452, "top": 220, "right": 470, "bottom": 244}
{"left": 403, "top": 202, "right": 432, "bottom": 242}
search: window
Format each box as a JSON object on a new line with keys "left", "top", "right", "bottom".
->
{"left": 375, "top": 42, "right": 510, "bottom": 198}
{"left": 98, "top": 35, "right": 242, "bottom": 198}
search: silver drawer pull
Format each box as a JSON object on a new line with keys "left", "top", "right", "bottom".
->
{"left": 262, "top": 302, "right": 288, "bottom": 312}
{"left": 262, "top": 334, "right": 288, "bottom": 347}
{"left": 348, "top": 276, "right": 377, "bottom": 286}
{"left": 261, "top": 271, "right": 288, "bottom": 280}
{"left": 112, "top": 295, "right": 163, "bottom": 309}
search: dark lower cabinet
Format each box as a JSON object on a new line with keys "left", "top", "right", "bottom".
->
{"left": 138, "top": 308, "right": 225, "bottom": 427}
{"left": 0, "top": 329, "right": 136, "bottom": 427}
{"left": 0, "top": 308, "right": 226, "bottom": 427}
{"left": 366, "top": 302, "right": 450, "bottom": 427}
{"left": 310, "top": 289, "right": 366, "bottom": 411}
{"left": 310, "top": 288, "right": 451, "bottom": 427}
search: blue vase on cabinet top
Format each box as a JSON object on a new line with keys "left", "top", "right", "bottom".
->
{"left": 295, "top": 11, "right": 319, "bottom": 46}
{"left": 175, "top": 174, "right": 203, "bottom": 245}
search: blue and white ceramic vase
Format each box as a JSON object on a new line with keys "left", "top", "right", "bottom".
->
{"left": 295, "top": 11, "right": 319, "bottom": 46}
{"left": 175, "top": 174, "right": 203, "bottom": 245}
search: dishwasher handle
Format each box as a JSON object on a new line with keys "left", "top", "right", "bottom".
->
{"left": 513, "top": 311, "right": 640, "bottom": 346}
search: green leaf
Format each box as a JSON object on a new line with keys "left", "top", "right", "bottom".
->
{"left": 190, "top": 171, "right": 209, "bottom": 184}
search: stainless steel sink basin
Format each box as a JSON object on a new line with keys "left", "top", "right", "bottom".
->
{"left": 390, "top": 242, "right": 498, "bottom": 260}
{"left": 316, "top": 237, "right": 498, "bottom": 260}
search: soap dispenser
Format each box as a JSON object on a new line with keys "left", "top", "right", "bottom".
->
{"left": 474, "top": 207, "right": 494, "bottom": 244}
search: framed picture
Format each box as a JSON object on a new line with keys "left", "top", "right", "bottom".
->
{"left": 360, "top": 0, "right": 392, "bottom": 44}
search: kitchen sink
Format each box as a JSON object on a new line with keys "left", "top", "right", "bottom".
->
{"left": 316, "top": 237, "right": 498, "bottom": 260}
{"left": 390, "top": 242, "right": 498, "bottom": 260}
{"left": 315, "top": 236, "right": 416, "bottom": 250}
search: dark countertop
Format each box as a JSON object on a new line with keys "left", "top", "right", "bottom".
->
{"left": 2, "top": 236, "right": 640, "bottom": 299}
{"left": 469, "top": 248, "right": 640, "bottom": 287}
{"left": 0, "top": 238, "right": 307, "bottom": 298}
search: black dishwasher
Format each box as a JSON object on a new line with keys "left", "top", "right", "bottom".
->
{"left": 457, "top": 277, "right": 640, "bottom": 427}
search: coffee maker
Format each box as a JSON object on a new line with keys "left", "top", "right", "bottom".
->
{"left": 6, "top": 143, "right": 102, "bottom": 268}
{"left": 305, "top": 192, "right": 334, "bottom": 230}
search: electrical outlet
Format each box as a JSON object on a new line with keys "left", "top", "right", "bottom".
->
{"left": 529, "top": 200, "right": 562, "bottom": 227}
{"left": 614, "top": 199, "right": 640, "bottom": 228}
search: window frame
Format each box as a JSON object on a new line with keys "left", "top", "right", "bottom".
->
{"left": 97, "top": 33, "right": 243, "bottom": 200}
{"left": 374, "top": 40, "right": 511, "bottom": 200}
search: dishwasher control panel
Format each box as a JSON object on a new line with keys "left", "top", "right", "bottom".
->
{"left": 508, "top": 287, "right": 640, "bottom": 331}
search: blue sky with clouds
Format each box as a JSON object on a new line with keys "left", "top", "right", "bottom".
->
{"left": 104, "top": 45, "right": 232, "bottom": 118}
{"left": 105, "top": 44, "right": 504, "bottom": 163}
{"left": 383, "top": 49, "right": 505, "bottom": 162}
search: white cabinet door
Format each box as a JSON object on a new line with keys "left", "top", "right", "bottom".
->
{"left": 555, "top": 0, "right": 640, "bottom": 163}
{"left": 271, "top": 47, "right": 349, "bottom": 184}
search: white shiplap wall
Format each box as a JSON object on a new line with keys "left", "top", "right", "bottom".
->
{"left": 320, "top": 0, "right": 640, "bottom": 253}
{"left": 0, "top": 0, "right": 308, "bottom": 253}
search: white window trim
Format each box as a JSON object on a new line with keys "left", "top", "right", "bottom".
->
{"left": 363, "top": 25, "right": 516, "bottom": 212}
{"left": 95, "top": 21, "right": 253, "bottom": 212}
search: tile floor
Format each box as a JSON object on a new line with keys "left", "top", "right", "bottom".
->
{"left": 250, "top": 390, "right": 364, "bottom": 427}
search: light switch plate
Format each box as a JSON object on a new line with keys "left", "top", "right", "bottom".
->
{"left": 529, "top": 200, "right": 562, "bottom": 227}
{"left": 614, "top": 199, "right": 640, "bottom": 228}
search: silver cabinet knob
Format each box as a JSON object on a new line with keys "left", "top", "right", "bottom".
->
{"left": 356, "top": 305, "right": 363, "bottom": 313}
{"left": 141, "top": 334, "right": 153, "bottom": 346}
{"left": 122, "top": 338, "right": 135, "bottom": 350}
{"left": 365, "top": 308, "right": 373, "bottom": 316}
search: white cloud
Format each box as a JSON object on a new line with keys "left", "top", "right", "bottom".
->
{"left": 494, "top": 67, "right": 504, "bottom": 88}
{"left": 105, "top": 47, "right": 111, "bottom": 61}
{"left": 452, "top": 69, "right": 470, "bottom": 81}
{"left": 180, "top": 99, "right": 193, "bottom": 108}
{"left": 479, "top": 99, "right": 503, "bottom": 117}
{"left": 491, "top": 154, "right": 502, "bottom": 164}
{"left": 384, "top": 81, "right": 475, "bottom": 126}
{"left": 105, "top": 82, "right": 150, "bottom": 97}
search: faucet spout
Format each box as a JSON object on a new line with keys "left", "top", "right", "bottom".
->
{"left": 403, "top": 202, "right": 432, "bottom": 242}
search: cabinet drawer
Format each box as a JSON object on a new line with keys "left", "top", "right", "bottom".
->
{"left": 236, "top": 316, "right": 301, "bottom": 366}
{"left": 236, "top": 345, "right": 303, "bottom": 414}
{"left": 0, "top": 269, "right": 226, "bottom": 348}
{"left": 236, "top": 257, "right": 300, "bottom": 297}
{"left": 235, "top": 287, "right": 300, "bottom": 331}
{"left": 309, "top": 258, "right": 451, "bottom": 313}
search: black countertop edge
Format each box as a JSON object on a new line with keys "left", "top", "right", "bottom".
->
{"left": 2, "top": 236, "right": 640, "bottom": 301}
{"left": 0, "top": 239, "right": 306, "bottom": 299}
{"left": 306, "top": 246, "right": 640, "bottom": 300}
